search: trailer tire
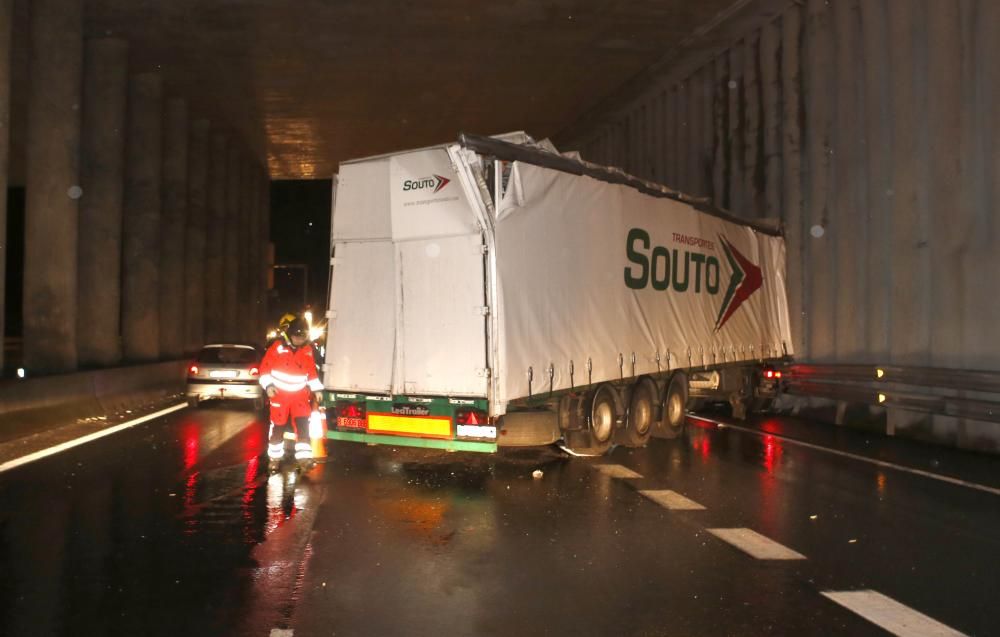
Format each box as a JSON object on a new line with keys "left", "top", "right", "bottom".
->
{"left": 656, "top": 372, "right": 688, "bottom": 439}
{"left": 589, "top": 384, "right": 618, "bottom": 445}
{"left": 622, "top": 378, "right": 657, "bottom": 447}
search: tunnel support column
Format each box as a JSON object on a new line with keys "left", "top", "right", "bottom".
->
{"left": 121, "top": 73, "right": 163, "bottom": 362}
{"left": 237, "top": 159, "right": 252, "bottom": 343}
{"left": 160, "top": 97, "right": 188, "bottom": 359}
{"left": 184, "top": 119, "right": 209, "bottom": 354}
{"left": 223, "top": 147, "right": 241, "bottom": 339}
{"left": 204, "top": 134, "right": 227, "bottom": 344}
{"left": 78, "top": 38, "right": 128, "bottom": 367}
{"left": 0, "top": 0, "right": 11, "bottom": 373}
{"left": 260, "top": 172, "right": 272, "bottom": 339}
{"left": 23, "top": 0, "right": 83, "bottom": 372}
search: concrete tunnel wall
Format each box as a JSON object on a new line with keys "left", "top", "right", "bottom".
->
{"left": 565, "top": 0, "right": 1000, "bottom": 370}
{"left": 0, "top": 0, "right": 274, "bottom": 374}
{"left": 561, "top": 0, "right": 1000, "bottom": 448}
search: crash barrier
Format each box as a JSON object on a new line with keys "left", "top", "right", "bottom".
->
{"left": 780, "top": 363, "right": 1000, "bottom": 453}
{"left": 0, "top": 360, "right": 187, "bottom": 441}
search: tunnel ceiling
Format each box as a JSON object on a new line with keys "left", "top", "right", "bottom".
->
{"left": 13, "top": 0, "right": 741, "bottom": 180}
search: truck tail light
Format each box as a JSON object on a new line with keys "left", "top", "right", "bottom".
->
{"left": 340, "top": 404, "right": 364, "bottom": 418}
{"left": 336, "top": 401, "right": 367, "bottom": 429}
{"left": 455, "top": 409, "right": 487, "bottom": 426}
{"left": 188, "top": 365, "right": 199, "bottom": 376}
{"left": 763, "top": 367, "right": 782, "bottom": 380}
{"left": 249, "top": 366, "right": 260, "bottom": 377}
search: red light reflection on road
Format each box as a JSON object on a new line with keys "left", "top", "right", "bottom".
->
{"left": 690, "top": 434, "right": 712, "bottom": 460}
{"left": 763, "top": 434, "right": 782, "bottom": 474}
{"left": 180, "top": 422, "right": 200, "bottom": 471}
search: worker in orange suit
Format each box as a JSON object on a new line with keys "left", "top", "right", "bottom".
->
{"left": 259, "top": 316, "right": 323, "bottom": 472}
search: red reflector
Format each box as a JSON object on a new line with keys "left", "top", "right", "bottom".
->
{"left": 189, "top": 365, "right": 199, "bottom": 375}
{"left": 456, "top": 409, "right": 487, "bottom": 426}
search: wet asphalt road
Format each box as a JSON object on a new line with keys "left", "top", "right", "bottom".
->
{"left": 0, "top": 403, "right": 997, "bottom": 636}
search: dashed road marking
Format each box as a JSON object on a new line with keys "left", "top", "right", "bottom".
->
{"left": 638, "top": 489, "right": 706, "bottom": 510}
{"left": 690, "top": 415, "right": 1000, "bottom": 497}
{"left": 269, "top": 630, "right": 294, "bottom": 637}
{"left": 822, "top": 590, "right": 967, "bottom": 637}
{"left": 0, "top": 402, "right": 188, "bottom": 474}
{"left": 592, "top": 464, "right": 644, "bottom": 479}
{"left": 707, "top": 527, "right": 806, "bottom": 560}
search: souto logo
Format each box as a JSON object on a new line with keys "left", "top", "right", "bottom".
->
{"left": 713, "top": 236, "right": 762, "bottom": 331}
{"left": 402, "top": 174, "right": 451, "bottom": 193}
{"left": 624, "top": 228, "right": 763, "bottom": 331}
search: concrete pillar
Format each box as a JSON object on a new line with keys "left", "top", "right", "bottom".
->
{"left": 237, "top": 158, "right": 251, "bottom": 342}
{"left": 726, "top": 46, "right": 743, "bottom": 215}
{"left": 964, "top": 0, "right": 1000, "bottom": 367}
{"left": 860, "top": 0, "right": 891, "bottom": 362}
{"left": 121, "top": 73, "right": 163, "bottom": 362}
{"left": 833, "top": 0, "right": 865, "bottom": 360}
{"left": 250, "top": 165, "right": 263, "bottom": 343}
{"left": 260, "top": 171, "right": 271, "bottom": 336}
{"left": 23, "top": 0, "right": 83, "bottom": 372}
{"left": 665, "top": 87, "right": 677, "bottom": 186}
{"left": 159, "top": 97, "right": 188, "bottom": 359}
{"left": 781, "top": 5, "right": 806, "bottom": 358}
{"left": 203, "top": 133, "right": 226, "bottom": 343}
{"left": 926, "top": 0, "right": 964, "bottom": 368}
{"left": 676, "top": 80, "right": 689, "bottom": 192}
{"left": 0, "top": 0, "right": 11, "bottom": 373}
{"left": 887, "top": 0, "right": 930, "bottom": 366}
{"left": 648, "top": 90, "right": 665, "bottom": 184}
{"left": 78, "top": 38, "right": 127, "bottom": 367}
{"left": 245, "top": 165, "right": 257, "bottom": 344}
{"left": 712, "top": 56, "right": 728, "bottom": 208}
{"left": 183, "top": 119, "right": 209, "bottom": 354}
{"left": 224, "top": 146, "right": 240, "bottom": 338}
{"left": 743, "top": 34, "right": 761, "bottom": 217}
{"left": 686, "top": 73, "right": 701, "bottom": 195}
{"left": 760, "top": 20, "right": 781, "bottom": 219}
{"left": 804, "top": 0, "right": 835, "bottom": 361}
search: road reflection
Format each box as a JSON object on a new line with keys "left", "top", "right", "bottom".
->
{"left": 0, "top": 404, "right": 280, "bottom": 636}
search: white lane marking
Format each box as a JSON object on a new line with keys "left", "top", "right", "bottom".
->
{"left": 691, "top": 415, "right": 1000, "bottom": 498}
{"left": 269, "top": 630, "right": 294, "bottom": 637}
{"left": 822, "top": 590, "right": 968, "bottom": 637}
{"left": 592, "top": 464, "right": 644, "bottom": 479}
{"left": 638, "top": 489, "right": 706, "bottom": 510}
{"left": 0, "top": 402, "right": 188, "bottom": 474}
{"left": 707, "top": 527, "right": 806, "bottom": 560}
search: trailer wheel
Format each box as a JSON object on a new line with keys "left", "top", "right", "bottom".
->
{"left": 589, "top": 384, "right": 618, "bottom": 446}
{"left": 622, "top": 379, "right": 657, "bottom": 447}
{"left": 656, "top": 372, "right": 688, "bottom": 439}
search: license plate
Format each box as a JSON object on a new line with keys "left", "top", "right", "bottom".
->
{"left": 210, "top": 370, "right": 238, "bottom": 378}
{"left": 338, "top": 417, "right": 366, "bottom": 429}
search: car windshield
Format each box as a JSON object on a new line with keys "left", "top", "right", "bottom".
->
{"left": 196, "top": 347, "right": 258, "bottom": 365}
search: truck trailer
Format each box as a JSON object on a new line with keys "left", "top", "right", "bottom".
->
{"left": 321, "top": 133, "right": 792, "bottom": 454}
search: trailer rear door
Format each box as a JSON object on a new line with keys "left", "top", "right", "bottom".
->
{"left": 325, "top": 148, "right": 488, "bottom": 398}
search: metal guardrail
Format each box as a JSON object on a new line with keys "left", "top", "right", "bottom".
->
{"left": 781, "top": 364, "right": 1000, "bottom": 424}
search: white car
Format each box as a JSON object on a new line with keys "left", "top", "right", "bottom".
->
{"left": 186, "top": 344, "right": 265, "bottom": 409}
